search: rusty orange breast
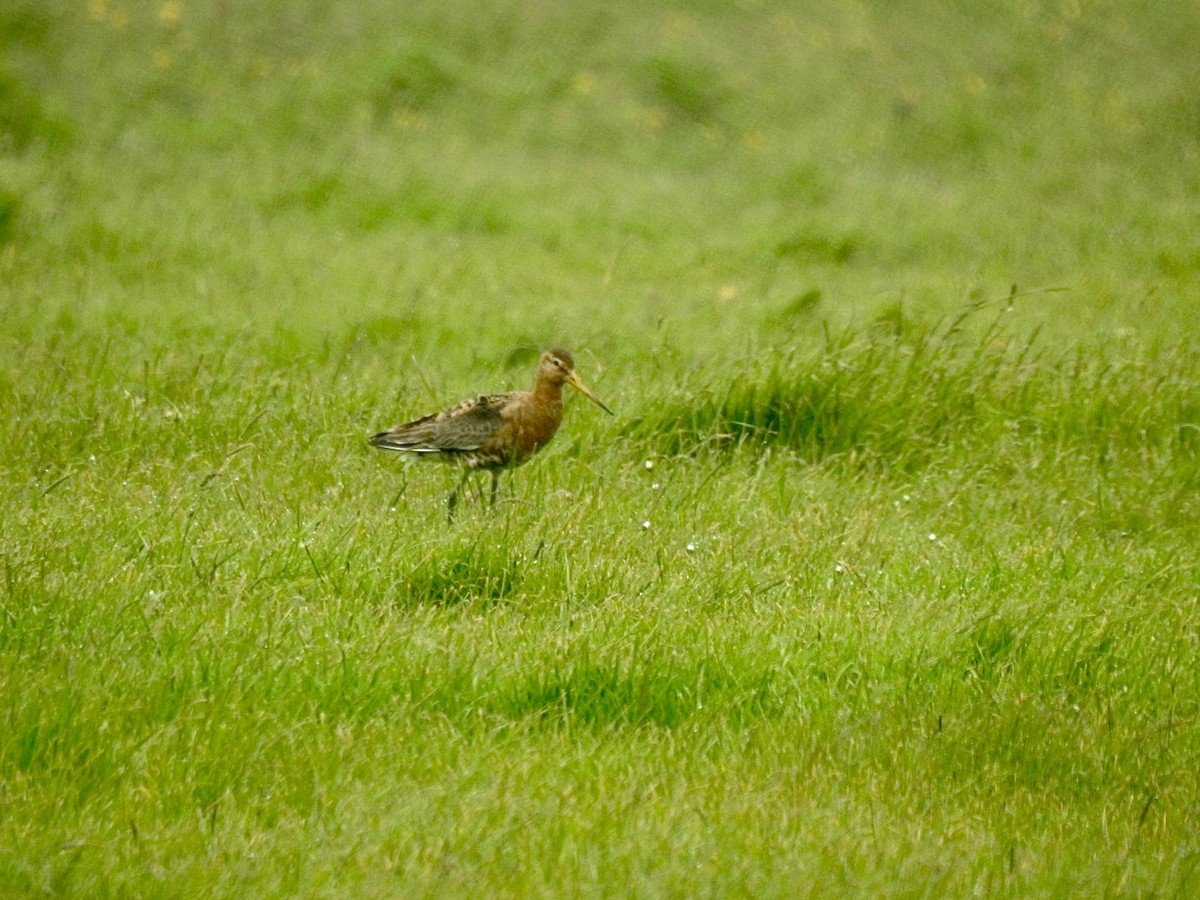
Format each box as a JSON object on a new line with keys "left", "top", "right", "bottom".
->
{"left": 494, "top": 389, "right": 564, "bottom": 465}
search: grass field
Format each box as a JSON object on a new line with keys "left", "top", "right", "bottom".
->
{"left": 3, "top": 0, "right": 1200, "bottom": 895}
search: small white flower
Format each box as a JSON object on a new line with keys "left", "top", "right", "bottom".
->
{"left": 928, "top": 533, "right": 937, "bottom": 541}
{"left": 651, "top": 482, "right": 661, "bottom": 490}
{"left": 644, "top": 460, "right": 654, "bottom": 470}
{"left": 686, "top": 543, "right": 696, "bottom": 552}
{"left": 642, "top": 520, "right": 651, "bottom": 529}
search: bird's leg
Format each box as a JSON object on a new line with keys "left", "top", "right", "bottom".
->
{"left": 489, "top": 471, "right": 501, "bottom": 508}
{"left": 447, "top": 469, "right": 472, "bottom": 523}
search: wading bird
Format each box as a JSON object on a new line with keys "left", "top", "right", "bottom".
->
{"left": 370, "top": 348, "right": 612, "bottom": 518}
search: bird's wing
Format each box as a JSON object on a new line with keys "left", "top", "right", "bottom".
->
{"left": 370, "top": 393, "right": 512, "bottom": 453}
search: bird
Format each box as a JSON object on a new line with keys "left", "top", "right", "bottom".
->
{"left": 370, "top": 348, "right": 613, "bottom": 517}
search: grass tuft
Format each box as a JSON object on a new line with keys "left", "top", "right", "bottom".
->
{"left": 644, "top": 55, "right": 726, "bottom": 125}
{"left": 0, "top": 185, "right": 18, "bottom": 242}
{"left": 0, "top": 63, "right": 68, "bottom": 152}
{"left": 642, "top": 309, "right": 1200, "bottom": 481}
{"left": 371, "top": 45, "right": 460, "bottom": 116}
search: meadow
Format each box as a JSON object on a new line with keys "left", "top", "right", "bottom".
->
{"left": 2, "top": 0, "right": 1199, "bottom": 895}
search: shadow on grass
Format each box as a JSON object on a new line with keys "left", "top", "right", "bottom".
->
{"left": 397, "top": 538, "right": 522, "bottom": 608}
{"left": 492, "top": 658, "right": 780, "bottom": 730}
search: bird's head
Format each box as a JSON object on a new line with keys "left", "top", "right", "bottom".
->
{"left": 540, "top": 348, "right": 613, "bottom": 415}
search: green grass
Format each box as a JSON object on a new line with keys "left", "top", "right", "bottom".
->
{"left": 3, "top": 0, "right": 1200, "bottom": 895}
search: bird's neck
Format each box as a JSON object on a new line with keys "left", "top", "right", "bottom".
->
{"left": 532, "top": 378, "right": 564, "bottom": 404}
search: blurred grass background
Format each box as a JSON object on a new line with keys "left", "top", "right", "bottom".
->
{"left": 3, "top": 0, "right": 1198, "bottom": 351}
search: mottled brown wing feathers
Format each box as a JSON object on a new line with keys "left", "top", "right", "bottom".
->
{"left": 370, "top": 393, "right": 511, "bottom": 453}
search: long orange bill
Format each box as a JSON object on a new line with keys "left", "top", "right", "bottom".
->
{"left": 566, "top": 371, "right": 614, "bottom": 415}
